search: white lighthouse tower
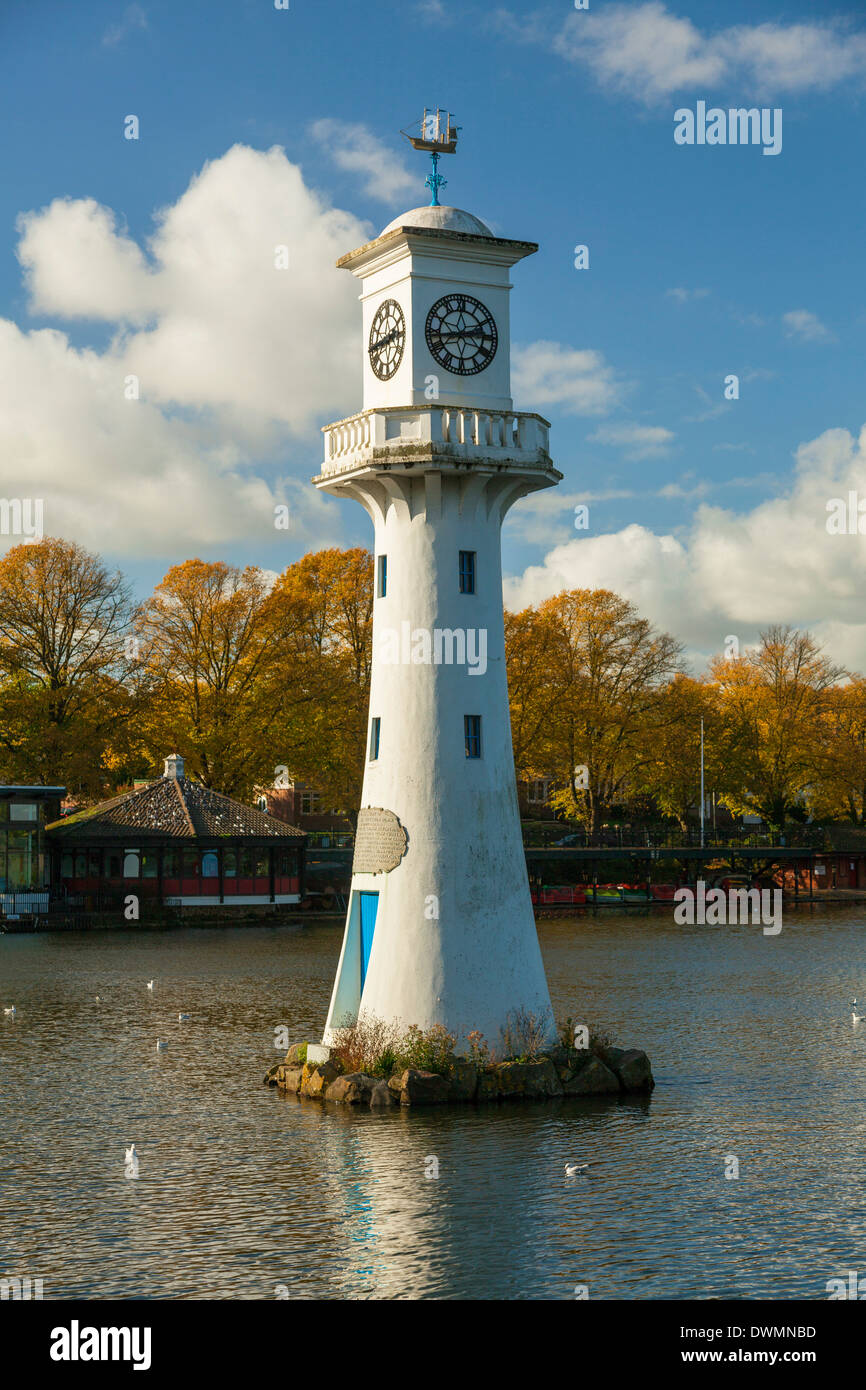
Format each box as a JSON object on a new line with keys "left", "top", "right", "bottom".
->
{"left": 316, "top": 117, "right": 562, "bottom": 1051}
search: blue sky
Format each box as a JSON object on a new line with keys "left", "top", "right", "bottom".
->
{"left": 2, "top": 0, "right": 866, "bottom": 667}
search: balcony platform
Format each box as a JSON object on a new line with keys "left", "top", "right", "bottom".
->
{"left": 314, "top": 405, "right": 559, "bottom": 483}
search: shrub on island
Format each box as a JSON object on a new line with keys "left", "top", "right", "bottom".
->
{"left": 263, "top": 1011, "right": 654, "bottom": 1107}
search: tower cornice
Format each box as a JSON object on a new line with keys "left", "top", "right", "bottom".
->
{"left": 337, "top": 225, "right": 538, "bottom": 276}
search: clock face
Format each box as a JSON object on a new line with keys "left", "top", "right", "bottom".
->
{"left": 368, "top": 299, "right": 405, "bottom": 381}
{"left": 425, "top": 293, "right": 498, "bottom": 376}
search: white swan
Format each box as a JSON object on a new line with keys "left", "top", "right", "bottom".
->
{"left": 146, "top": 980, "right": 154, "bottom": 990}
{"left": 565, "top": 1162, "right": 591, "bottom": 1176}
{"left": 125, "top": 1144, "right": 138, "bottom": 1164}
{"left": 853, "top": 999, "right": 864, "bottom": 1022}
{"left": 156, "top": 1039, "right": 168, "bottom": 1051}
{"left": 3, "top": 1005, "right": 15, "bottom": 1016}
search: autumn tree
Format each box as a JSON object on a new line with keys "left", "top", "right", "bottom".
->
{"left": 809, "top": 677, "right": 866, "bottom": 824}
{"left": 504, "top": 605, "right": 559, "bottom": 781}
{"left": 262, "top": 548, "right": 373, "bottom": 822}
{"left": 709, "top": 625, "right": 845, "bottom": 832}
{"left": 508, "top": 589, "right": 684, "bottom": 837}
{"left": 136, "top": 559, "right": 276, "bottom": 798}
{"left": 0, "top": 538, "right": 139, "bottom": 795}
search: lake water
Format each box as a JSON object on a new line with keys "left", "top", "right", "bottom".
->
{"left": 2, "top": 907, "right": 866, "bottom": 1301}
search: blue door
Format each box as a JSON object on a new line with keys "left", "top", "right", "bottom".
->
{"left": 359, "top": 892, "right": 379, "bottom": 990}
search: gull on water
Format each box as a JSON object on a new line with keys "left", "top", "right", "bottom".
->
{"left": 853, "top": 999, "right": 865, "bottom": 1022}
{"left": 565, "top": 1162, "right": 591, "bottom": 1176}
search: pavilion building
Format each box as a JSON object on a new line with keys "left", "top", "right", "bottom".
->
{"left": 46, "top": 755, "right": 306, "bottom": 909}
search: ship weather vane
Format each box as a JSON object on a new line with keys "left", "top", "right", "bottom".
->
{"left": 401, "top": 108, "right": 460, "bottom": 207}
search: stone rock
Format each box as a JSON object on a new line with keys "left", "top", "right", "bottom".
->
{"left": 476, "top": 1067, "right": 500, "bottom": 1101}
{"left": 264, "top": 1062, "right": 283, "bottom": 1086}
{"left": 399, "top": 1068, "right": 449, "bottom": 1106}
{"left": 605, "top": 1048, "right": 654, "bottom": 1092}
{"left": 547, "top": 1043, "right": 572, "bottom": 1069}
{"left": 496, "top": 1058, "right": 562, "bottom": 1099}
{"left": 300, "top": 1059, "right": 342, "bottom": 1098}
{"left": 447, "top": 1058, "right": 478, "bottom": 1100}
{"left": 564, "top": 1048, "right": 593, "bottom": 1076}
{"left": 562, "top": 1056, "right": 620, "bottom": 1095}
{"left": 324, "top": 1072, "right": 377, "bottom": 1104}
{"left": 279, "top": 1065, "right": 304, "bottom": 1094}
{"left": 388, "top": 1073, "right": 404, "bottom": 1098}
{"left": 285, "top": 1043, "right": 307, "bottom": 1065}
{"left": 369, "top": 1081, "right": 396, "bottom": 1108}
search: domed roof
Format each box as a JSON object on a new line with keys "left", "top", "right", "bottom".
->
{"left": 380, "top": 205, "right": 493, "bottom": 237}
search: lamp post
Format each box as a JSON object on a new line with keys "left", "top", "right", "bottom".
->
{"left": 700, "top": 718, "right": 705, "bottom": 849}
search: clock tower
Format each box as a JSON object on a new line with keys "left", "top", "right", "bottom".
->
{"left": 349, "top": 202, "right": 529, "bottom": 413}
{"left": 314, "top": 181, "right": 562, "bottom": 1054}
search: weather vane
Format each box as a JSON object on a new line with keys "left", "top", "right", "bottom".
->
{"left": 401, "top": 108, "right": 459, "bottom": 207}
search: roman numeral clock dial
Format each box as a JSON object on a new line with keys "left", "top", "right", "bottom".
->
{"left": 425, "top": 293, "right": 498, "bottom": 376}
{"left": 368, "top": 299, "right": 406, "bottom": 380}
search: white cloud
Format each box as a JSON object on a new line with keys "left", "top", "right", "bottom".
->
{"left": 504, "top": 486, "right": 636, "bottom": 546}
{"left": 666, "top": 287, "right": 709, "bottom": 302}
{"left": 588, "top": 422, "right": 675, "bottom": 459}
{"left": 17, "top": 198, "right": 156, "bottom": 324}
{"left": 102, "top": 3, "right": 148, "bottom": 47}
{"left": 782, "top": 308, "right": 834, "bottom": 342}
{"left": 511, "top": 340, "right": 623, "bottom": 416}
{"left": 549, "top": 2, "right": 866, "bottom": 105}
{"left": 310, "top": 119, "right": 417, "bottom": 205}
{"left": 417, "top": 0, "right": 452, "bottom": 23}
{"left": 505, "top": 423, "right": 866, "bottom": 670}
{"left": 17, "top": 144, "right": 366, "bottom": 438}
{"left": 2, "top": 144, "right": 368, "bottom": 555}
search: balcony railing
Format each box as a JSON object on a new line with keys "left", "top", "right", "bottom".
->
{"left": 321, "top": 406, "right": 551, "bottom": 476}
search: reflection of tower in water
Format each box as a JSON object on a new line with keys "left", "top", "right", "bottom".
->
{"left": 307, "top": 1098, "right": 648, "bottom": 1300}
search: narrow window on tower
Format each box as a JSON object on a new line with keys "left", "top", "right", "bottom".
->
{"left": 464, "top": 715, "right": 482, "bottom": 759}
{"left": 459, "top": 550, "right": 476, "bottom": 594}
{"left": 377, "top": 554, "right": 387, "bottom": 598}
{"left": 370, "top": 717, "right": 381, "bottom": 761}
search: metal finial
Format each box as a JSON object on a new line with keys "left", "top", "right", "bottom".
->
{"left": 426, "top": 152, "right": 446, "bottom": 207}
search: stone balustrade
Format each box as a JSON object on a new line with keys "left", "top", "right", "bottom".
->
{"left": 320, "top": 405, "right": 550, "bottom": 476}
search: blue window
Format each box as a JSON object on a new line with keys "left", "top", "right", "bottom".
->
{"left": 459, "top": 550, "right": 476, "bottom": 594}
{"left": 464, "top": 715, "right": 481, "bottom": 759}
{"left": 377, "top": 554, "right": 387, "bottom": 598}
{"left": 370, "top": 717, "right": 381, "bottom": 761}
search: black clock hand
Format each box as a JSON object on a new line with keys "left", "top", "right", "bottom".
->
{"left": 370, "top": 330, "right": 401, "bottom": 352}
{"left": 438, "top": 327, "right": 491, "bottom": 342}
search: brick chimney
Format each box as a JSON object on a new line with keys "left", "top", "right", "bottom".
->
{"left": 164, "top": 753, "right": 185, "bottom": 781}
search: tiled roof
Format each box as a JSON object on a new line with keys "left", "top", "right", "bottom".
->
{"left": 46, "top": 778, "right": 306, "bottom": 841}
